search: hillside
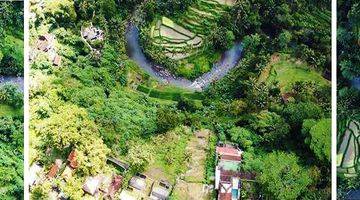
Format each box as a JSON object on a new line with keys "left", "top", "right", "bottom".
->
{"left": 29, "top": 0, "right": 331, "bottom": 199}
{"left": 0, "top": 1, "right": 24, "bottom": 199}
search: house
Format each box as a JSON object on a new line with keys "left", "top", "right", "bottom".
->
{"left": 29, "top": 163, "right": 43, "bottom": 186}
{"left": 107, "top": 157, "right": 130, "bottom": 171}
{"left": 83, "top": 174, "right": 121, "bottom": 197}
{"left": 119, "top": 189, "right": 138, "bottom": 200}
{"left": 119, "top": 174, "right": 150, "bottom": 200}
{"left": 47, "top": 159, "right": 63, "bottom": 179}
{"left": 106, "top": 175, "right": 123, "bottom": 198}
{"left": 37, "top": 34, "right": 54, "bottom": 52}
{"left": 215, "top": 143, "right": 243, "bottom": 200}
{"left": 53, "top": 54, "right": 61, "bottom": 66}
{"left": 149, "top": 180, "right": 172, "bottom": 200}
{"left": 82, "top": 26, "right": 104, "bottom": 41}
{"left": 67, "top": 149, "right": 78, "bottom": 169}
{"left": 82, "top": 176, "right": 103, "bottom": 196}
{"left": 129, "top": 175, "right": 147, "bottom": 191}
{"left": 218, "top": 177, "right": 241, "bottom": 200}
{"left": 216, "top": 144, "right": 243, "bottom": 165}
{"left": 61, "top": 166, "right": 73, "bottom": 180}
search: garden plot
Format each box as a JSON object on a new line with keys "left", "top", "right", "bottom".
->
{"left": 172, "top": 130, "right": 213, "bottom": 200}
{"left": 337, "top": 120, "right": 360, "bottom": 177}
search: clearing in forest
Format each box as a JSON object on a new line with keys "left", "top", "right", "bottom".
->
{"left": 260, "top": 54, "right": 330, "bottom": 92}
{"left": 172, "top": 129, "right": 212, "bottom": 200}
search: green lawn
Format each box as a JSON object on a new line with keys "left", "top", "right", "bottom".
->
{"left": 0, "top": 104, "right": 23, "bottom": 117}
{"left": 266, "top": 54, "right": 329, "bottom": 92}
{"left": 137, "top": 84, "right": 204, "bottom": 101}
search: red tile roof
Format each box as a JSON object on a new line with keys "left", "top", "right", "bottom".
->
{"left": 218, "top": 193, "right": 232, "bottom": 200}
{"left": 216, "top": 146, "right": 242, "bottom": 157}
{"left": 220, "top": 154, "right": 242, "bottom": 161}
{"left": 108, "top": 175, "right": 123, "bottom": 197}
{"left": 53, "top": 55, "right": 61, "bottom": 66}
{"left": 68, "top": 150, "right": 78, "bottom": 169}
{"left": 47, "top": 164, "right": 59, "bottom": 178}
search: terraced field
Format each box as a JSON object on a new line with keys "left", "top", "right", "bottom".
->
{"left": 337, "top": 120, "right": 360, "bottom": 177}
{"left": 149, "top": 0, "right": 236, "bottom": 60}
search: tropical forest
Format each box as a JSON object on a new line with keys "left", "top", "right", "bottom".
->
{"left": 29, "top": 0, "right": 331, "bottom": 199}
{"left": 337, "top": 0, "right": 360, "bottom": 199}
{"left": 0, "top": 1, "right": 24, "bottom": 199}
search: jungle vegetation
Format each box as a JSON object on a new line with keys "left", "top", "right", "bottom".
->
{"left": 29, "top": 0, "right": 331, "bottom": 199}
{"left": 0, "top": 1, "right": 24, "bottom": 199}
{"left": 337, "top": 0, "right": 360, "bottom": 198}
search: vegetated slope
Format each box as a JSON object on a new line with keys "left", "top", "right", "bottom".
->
{"left": 337, "top": 0, "right": 360, "bottom": 198}
{"left": 0, "top": 85, "right": 23, "bottom": 199}
{"left": 0, "top": 2, "right": 24, "bottom": 199}
{"left": 260, "top": 54, "right": 330, "bottom": 93}
{"left": 29, "top": 0, "right": 331, "bottom": 199}
{"left": 0, "top": 2, "right": 24, "bottom": 76}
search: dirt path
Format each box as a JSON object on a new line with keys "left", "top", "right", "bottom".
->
{"left": 172, "top": 130, "right": 212, "bottom": 200}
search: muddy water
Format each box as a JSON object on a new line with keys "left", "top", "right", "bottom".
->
{"left": 125, "top": 24, "right": 243, "bottom": 91}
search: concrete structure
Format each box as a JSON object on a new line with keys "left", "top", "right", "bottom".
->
{"left": 149, "top": 180, "right": 172, "bottom": 200}
{"left": 215, "top": 143, "right": 243, "bottom": 200}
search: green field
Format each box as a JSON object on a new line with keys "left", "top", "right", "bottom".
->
{"left": 137, "top": 84, "right": 204, "bottom": 101}
{"left": 0, "top": 104, "right": 23, "bottom": 117}
{"left": 264, "top": 54, "right": 329, "bottom": 92}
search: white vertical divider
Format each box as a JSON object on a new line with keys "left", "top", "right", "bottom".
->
{"left": 331, "top": 0, "right": 337, "bottom": 199}
{"left": 24, "top": 0, "right": 29, "bottom": 199}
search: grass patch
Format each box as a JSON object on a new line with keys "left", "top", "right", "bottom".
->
{"left": 147, "top": 127, "right": 192, "bottom": 183}
{"left": 177, "top": 51, "right": 221, "bottom": 80}
{"left": 0, "top": 104, "right": 23, "bottom": 117}
{"left": 4, "top": 34, "right": 24, "bottom": 64}
{"left": 137, "top": 85, "right": 204, "bottom": 101}
{"left": 265, "top": 54, "right": 329, "bottom": 92}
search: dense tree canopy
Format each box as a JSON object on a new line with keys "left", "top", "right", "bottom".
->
{"left": 0, "top": 1, "right": 23, "bottom": 76}
{"left": 258, "top": 151, "right": 312, "bottom": 200}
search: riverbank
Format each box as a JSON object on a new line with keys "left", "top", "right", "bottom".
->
{"left": 125, "top": 24, "right": 243, "bottom": 91}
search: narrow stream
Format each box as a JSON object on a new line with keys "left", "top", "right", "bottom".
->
{"left": 351, "top": 77, "right": 360, "bottom": 90}
{"left": 125, "top": 24, "right": 243, "bottom": 91}
{"left": 0, "top": 76, "right": 24, "bottom": 91}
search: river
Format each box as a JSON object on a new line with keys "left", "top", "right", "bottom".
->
{"left": 0, "top": 76, "right": 24, "bottom": 91}
{"left": 125, "top": 24, "right": 243, "bottom": 91}
{"left": 351, "top": 77, "right": 360, "bottom": 90}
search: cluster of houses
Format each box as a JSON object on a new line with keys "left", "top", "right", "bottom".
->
{"left": 119, "top": 173, "right": 172, "bottom": 200}
{"left": 214, "top": 143, "right": 253, "bottom": 200}
{"left": 33, "top": 33, "right": 61, "bottom": 66}
{"left": 30, "top": 150, "right": 172, "bottom": 200}
{"left": 29, "top": 142, "right": 251, "bottom": 200}
{"left": 29, "top": 150, "right": 123, "bottom": 199}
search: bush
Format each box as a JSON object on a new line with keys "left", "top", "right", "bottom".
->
{"left": 0, "top": 84, "right": 23, "bottom": 108}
